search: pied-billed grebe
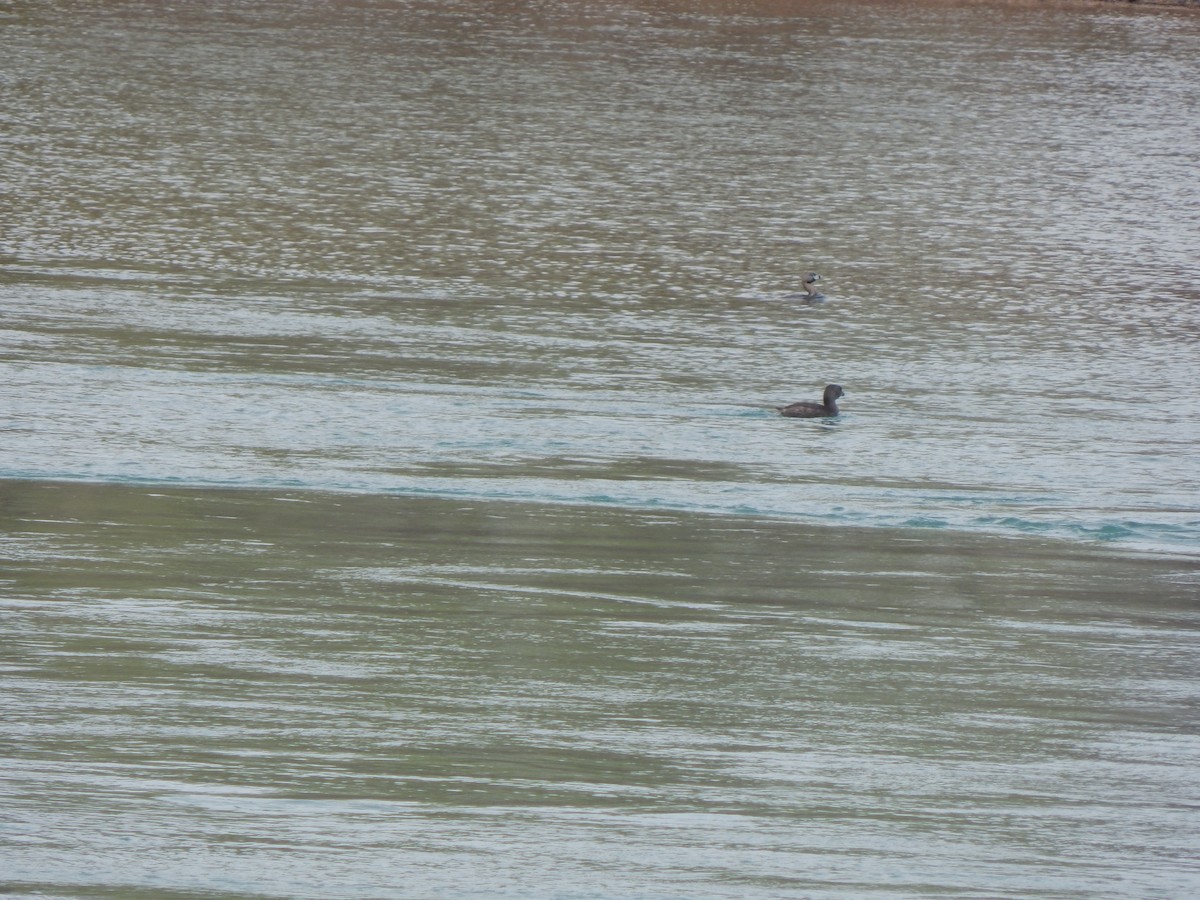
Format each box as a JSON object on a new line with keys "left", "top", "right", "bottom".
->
{"left": 777, "top": 384, "right": 844, "bottom": 418}
{"left": 784, "top": 272, "right": 825, "bottom": 301}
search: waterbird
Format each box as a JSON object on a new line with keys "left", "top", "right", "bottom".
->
{"left": 776, "top": 384, "right": 844, "bottom": 418}
{"left": 783, "top": 272, "right": 825, "bottom": 301}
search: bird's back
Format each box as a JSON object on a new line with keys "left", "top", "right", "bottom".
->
{"left": 777, "top": 401, "right": 827, "bottom": 418}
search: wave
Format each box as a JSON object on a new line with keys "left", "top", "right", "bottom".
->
{"left": 3, "top": 466, "right": 1196, "bottom": 560}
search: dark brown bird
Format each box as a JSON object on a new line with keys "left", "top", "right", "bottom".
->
{"left": 777, "top": 384, "right": 844, "bottom": 418}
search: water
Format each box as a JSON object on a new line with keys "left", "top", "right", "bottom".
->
{"left": 2, "top": 1, "right": 1198, "bottom": 551}
{"left": 3, "top": 0, "right": 1200, "bottom": 896}
{"left": 4, "top": 480, "right": 1200, "bottom": 898}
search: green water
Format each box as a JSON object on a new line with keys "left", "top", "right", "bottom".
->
{"left": 4, "top": 480, "right": 1199, "bottom": 897}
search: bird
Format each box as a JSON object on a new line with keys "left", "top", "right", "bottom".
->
{"left": 782, "top": 272, "right": 825, "bottom": 301}
{"left": 776, "top": 384, "right": 844, "bottom": 418}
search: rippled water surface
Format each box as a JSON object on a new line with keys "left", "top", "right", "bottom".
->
{"left": 2, "top": 0, "right": 1200, "bottom": 897}
{"left": 4, "top": 480, "right": 1200, "bottom": 898}
{"left": 3, "top": 0, "right": 1199, "bottom": 549}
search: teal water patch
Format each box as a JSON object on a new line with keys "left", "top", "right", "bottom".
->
{"left": 973, "top": 514, "right": 1200, "bottom": 554}
{"left": 902, "top": 517, "right": 952, "bottom": 530}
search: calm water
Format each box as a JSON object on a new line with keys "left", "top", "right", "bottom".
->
{"left": 2, "top": 0, "right": 1200, "bottom": 896}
